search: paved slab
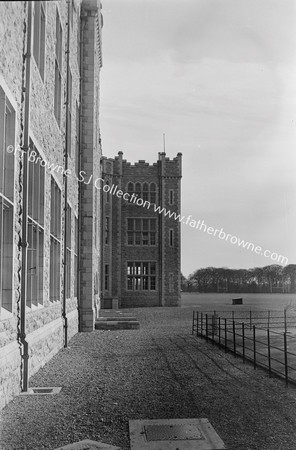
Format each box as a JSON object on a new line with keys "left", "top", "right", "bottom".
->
{"left": 129, "top": 418, "right": 226, "bottom": 450}
{"left": 54, "top": 440, "right": 121, "bottom": 450}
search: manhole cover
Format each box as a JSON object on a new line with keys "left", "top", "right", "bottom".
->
{"left": 145, "top": 423, "right": 204, "bottom": 441}
{"left": 129, "top": 418, "right": 226, "bottom": 449}
{"left": 20, "top": 387, "right": 61, "bottom": 396}
{"left": 32, "top": 388, "right": 54, "bottom": 394}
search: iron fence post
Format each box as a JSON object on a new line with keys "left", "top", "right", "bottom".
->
{"left": 206, "top": 314, "right": 208, "bottom": 341}
{"left": 233, "top": 320, "right": 236, "bottom": 357}
{"left": 224, "top": 318, "right": 227, "bottom": 353}
{"left": 253, "top": 325, "right": 256, "bottom": 369}
{"left": 267, "top": 328, "right": 271, "bottom": 377}
{"left": 201, "top": 313, "right": 203, "bottom": 337}
{"left": 196, "top": 311, "right": 199, "bottom": 336}
{"left": 218, "top": 317, "right": 221, "bottom": 348}
{"left": 250, "top": 310, "right": 252, "bottom": 331}
{"left": 284, "top": 332, "right": 288, "bottom": 387}
{"left": 242, "top": 322, "right": 245, "bottom": 363}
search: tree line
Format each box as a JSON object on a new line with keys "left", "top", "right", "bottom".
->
{"left": 182, "top": 264, "right": 296, "bottom": 293}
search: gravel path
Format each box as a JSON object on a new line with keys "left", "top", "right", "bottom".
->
{"left": 1, "top": 307, "right": 296, "bottom": 450}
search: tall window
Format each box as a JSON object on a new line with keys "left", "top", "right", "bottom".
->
{"left": 104, "top": 265, "right": 109, "bottom": 291}
{"left": 75, "top": 101, "right": 79, "bottom": 175}
{"left": 127, "top": 218, "right": 156, "bottom": 246}
{"left": 127, "top": 262, "right": 156, "bottom": 291}
{"left": 105, "top": 180, "right": 110, "bottom": 203}
{"left": 74, "top": 216, "right": 78, "bottom": 297}
{"left": 69, "top": 0, "right": 74, "bottom": 28}
{"left": 76, "top": 7, "right": 80, "bottom": 68}
{"left": 143, "top": 183, "right": 149, "bottom": 201}
{"left": 105, "top": 217, "right": 109, "bottom": 244}
{"left": 54, "top": 9, "right": 63, "bottom": 126}
{"left": 135, "top": 182, "right": 141, "bottom": 199}
{"left": 169, "top": 189, "right": 174, "bottom": 205}
{"left": 169, "top": 229, "right": 174, "bottom": 247}
{"left": 67, "top": 69, "right": 72, "bottom": 157}
{"left": 127, "top": 182, "right": 134, "bottom": 201}
{"left": 169, "top": 273, "right": 174, "bottom": 293}
{"left": 50, "top": 178, "right": 61, "bottom": 301}
{"left": 65, "top": 205, "right": 71, "bottom": 298}
{"left": 150, "top": 183, "right": 156, "bottom": 203}
{"left": 95, "top": 187, "right": 99, "bottom": 249}
{"left": 27, "top": 141, "right": 45, "bottom": 307}
{"left": 0, "top": 89, "right": 15, "bottom": 315}
{"left": 33, "top": 1, "right": 46, "bottom": 80}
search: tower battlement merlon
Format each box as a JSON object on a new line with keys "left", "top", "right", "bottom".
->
{"left": 158, "top": 152, "right": 182, "bottom": 177}
{"left": 102, "top": 152, "right": 182, "bottom": 177}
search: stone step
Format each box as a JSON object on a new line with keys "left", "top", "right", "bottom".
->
{"left": 97, "top": 316, "right": 137, "bottom": 322}
{"left": 95, "top": 320, "right": 140, "bottom": 331}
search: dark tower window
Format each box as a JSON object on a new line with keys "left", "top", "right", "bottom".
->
{"left": 105, "top": 217, "right": 110, "bottom": 244}
{"left": 127, "top": 182, "right": 134, "bottom": 194}
{"left": 143, "top": 182, "right": 149, "bottom": 201}
{"left": 150, "top": 183, "right": 156, "bottom": 203}
{"left": 135, "top": 182, "right": 141, "bottom": 199}
{"left": 169, "top": 229, "right": 174, "bottom": 246}
{"left": 105, "top": 180, "right": 110, "bottom": 202}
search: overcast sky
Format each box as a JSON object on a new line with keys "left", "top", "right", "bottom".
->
{"left": 100, "top": 0, "right": 296, "bottom": 277}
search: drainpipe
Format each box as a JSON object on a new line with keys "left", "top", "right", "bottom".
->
{"left": 20, "top": 0, "right": 33, "bottom": 392}
{"left": 77, "top": 12, "right": 86, "bottom": 331}
{"left": 62, "top": 0, "right": 71, "bottom": 347}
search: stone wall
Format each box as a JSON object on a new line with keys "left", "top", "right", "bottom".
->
{"left": 0, "top": 0, "right": 102, "bottom": 409}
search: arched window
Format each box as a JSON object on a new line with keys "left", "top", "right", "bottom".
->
{"left": 127, "top": 182, "right": 134, "bottom": 194}
{"left": 150, "top": 183, "right": 156, "bottom": 203}
{"left": 143, "top": 182, "right": 149, "bottom": 201}
{"left": 135, "top": 182, "right": 141, "bottom": 198}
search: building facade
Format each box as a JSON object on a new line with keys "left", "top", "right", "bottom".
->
{"left": 0, "top": 0, "right": 102, "bottom": 409}
{"left": 100, "top": 151, "right": 182, "bottom": 308}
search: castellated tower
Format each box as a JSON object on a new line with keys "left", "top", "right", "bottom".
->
{"left": 101, "top": 151, "right": 182, "bottom": 308}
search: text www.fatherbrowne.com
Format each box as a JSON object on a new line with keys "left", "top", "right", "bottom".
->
{"left": 7, "top": 145, "right": 288, "bottom": 266}
{"left": 153, "top": 205, "right": 288, "bottom": 266}
{"left": 94, "top": 179, "right": 288, "bottom": 266}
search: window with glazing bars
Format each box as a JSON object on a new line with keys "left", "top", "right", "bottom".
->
{"left": 104, "top": 265, "right": 109, "bottom": 291}
{"left": 75, "top": 101, "right": 79, "bottom": 175}
{"left": 169, "top": 273, "right": 174, "bottom": 293}
{"left": 67, "top": 69, "right": 72, "bottom": 156}
{"left": 33, "top": 1, "right": 46, "bottom": 80}
{"left": 50, "top": 178, "right": 61, "bottom": 302}
{"left": 127, "top": 218, "right": 156, "bottom": 246}
{"left": 0, "top": 89, "right": 15, "bottom": 315}
{"left": 127, "top": 262, "right": 156, "bottom": 291}
{"left": 54, "top": 8, "right": 63, "bottom": 126}
{"left": 105, "top": 216, "right": 110, "bottom": 244}
{"left": 74, "top": 216, "right": 78, "bottom": 297}
{"left": 27, "top": 140, "right": 45, "bottom": 307}
{"left": 65, "top": 205, "right": 72, "bottom": 299}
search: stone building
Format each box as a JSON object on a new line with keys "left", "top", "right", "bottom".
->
{"left": 100, "top": 151, "right": 182, "bottom": 308}
{"left": 0, "top": 0, "right": 102, "bottom": 409}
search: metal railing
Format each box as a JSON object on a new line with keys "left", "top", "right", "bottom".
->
{"left": 192, "top": 309, "right": 296, "bottom": 331}
{"left": 192, "top": 311, "right": 296, "bottom": 386}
